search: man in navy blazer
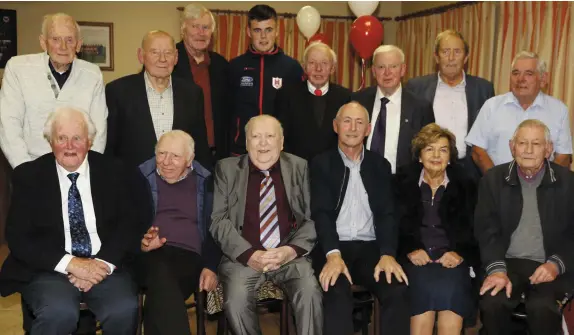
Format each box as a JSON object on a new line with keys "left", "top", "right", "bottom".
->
{"left": 405, "top": 30, "right": 494, "bottom": 180}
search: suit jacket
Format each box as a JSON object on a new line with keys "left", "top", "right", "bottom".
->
{"left": 405, "top": 73, "right": 495, "bottom": 159}
{"left": 275, "top": 81, "right": 351, "bottom": 162}
{"left": 172, "top": 42, "right": 231, "bottom": 160}
{"left": 210, "top": 152, "right": 316, "bottom": 262}
{"left": 351, "top": 87, "right": 435, "bottom": 170}
{"left": 105, "top": 72, "right": 212, "bottom": 169}
{"left": 0, "top": 152, "right": 141, "bottom": 296}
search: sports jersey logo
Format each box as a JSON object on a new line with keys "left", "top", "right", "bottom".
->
{"left": 272, "top": 77, "right": 282, "bottom": 89}
{"left": 240, "top": 76, "right": 254, "bottom": 87}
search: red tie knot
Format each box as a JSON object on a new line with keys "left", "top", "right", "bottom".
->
{"left": 314, "top": 89, "right": 323, "bottom": 97}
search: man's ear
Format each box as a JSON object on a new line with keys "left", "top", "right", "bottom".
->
{"left": 39, "top": 35, "right": 48, "bottom": 52}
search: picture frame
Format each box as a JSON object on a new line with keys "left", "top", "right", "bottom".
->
{"left": 77, "top": 21, "right": 114, "bottom": 71}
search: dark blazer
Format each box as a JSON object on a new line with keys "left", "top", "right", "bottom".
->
{"left": 394, "top": 162, "right": 479, "bottom": 268}
{"left": 0, "top": 152, "right": 141, "bottom": 296}
{"left": 310, "top": 148, "right": 398, "bottom": 257}
{"left": 351, "top": 87, "right": 435, "bottom": 170}
{"left": 105, "top": 72, "right": 212, "bottom": 170}
{"left": 275, "top": 81, "right": 351, "bottom": 161}
{"left": 172, "top": 42, "right": 231, "bottom": 160}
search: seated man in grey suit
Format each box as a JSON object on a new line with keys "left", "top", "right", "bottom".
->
{"left": 210, "top": 115, "right": 322, "bottom": 335}
{"left": 405, "top": 29, "right": 495, "bottom": 181}
{"left": 0, "top": 107, "right": 139, "bottom": 334}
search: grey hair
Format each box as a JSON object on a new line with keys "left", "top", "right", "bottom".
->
{"left": 372, "top": 45, "right": 405, "bottom": 64}
{"left": 511, "top": 119, "right": 552, "bottom": 144}
{"left": 511, "top": 51, "right": 547, "bottom": 74}
{"left": 43, "top": 107, "right": 96, "bottom": 143}
{"left": 181, "top": 4, "right": 216, "bottom": 33}
{"left": 156, "top": 130, "right": 195, "bottom": 161}
{"left": 244, "top": 115, "right": 284, "bottom": 138}
{"left": 335, "top": 101, "right": 370, "bottom": 123}
{"left": 41, "top": 13, "right": 81, "bottom": 39}
{"left": 303, "top": 42, "right": 337, "bottom": 67}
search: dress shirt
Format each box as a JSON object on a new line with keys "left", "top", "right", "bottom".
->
{"left": 366, "top": 85, "right": 402, "bottom": 173}
{"left": 48, "top": 60, "right": 73, "bottom": 89}
{"left": 307, "top": 81, "right": 329, "bottom": 95}
{"left": 144, "top": 71, "right": 174, "bottom": 140}
{"left": 466, "top": 92, "right": 573, "bottom": 165}
{"left": 328, "top": 147, "right": 375, "bottom": 256}
{"left": 433, "top": 72, "right": 468, "bottom": 159}
{"left": 54, "top": 155, "right": 115, "bottom": 275}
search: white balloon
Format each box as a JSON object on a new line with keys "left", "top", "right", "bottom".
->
{"left": 348, "top": 1, "right": 379, "bottom": 17}
{"left": 296, "top": 6, "right": 321, "bottom": 39}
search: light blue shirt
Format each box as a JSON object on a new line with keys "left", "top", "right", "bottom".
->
{"left": 465, "top": 91, "right": 572, "bottom": 165}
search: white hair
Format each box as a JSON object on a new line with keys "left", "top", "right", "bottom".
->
{"left": 511, "top": 51, "right": 547, "bottom": 74}
{"left": 181, "top": 4, "right": 216, "bottom": 33}
{"left": 303, "top": 42, "right": 337, "bottom": 67}
{"left": 511, "top": 119, "right": 552, "bottom": 144}
{"left": 43, "top": 107, "right": 96, "bottom": 143}
{"left": 372, "top": 45, "right": 405, "bottom": 64}
{"left": 156, "top": 130, "right": 195, "bottom": 161}
{"left": 41, "top": 13, "right": 81, "bottom": 39}
{"left": 244, "top": 115, "right": 284, "bottom": 138}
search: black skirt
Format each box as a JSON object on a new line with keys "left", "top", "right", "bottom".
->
{"left": 405, "top": 261, "right": 474, "bottom": 317}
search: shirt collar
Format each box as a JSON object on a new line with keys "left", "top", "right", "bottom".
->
{"left": 337, "top": 145, "right": 364, "bottom": 167}
{"left": 504, "top": 91, "right": 545, "bottom": 109}
{"left": 55, "top": 153, "right": 89, "bottom": 180}
{"left": 375, "top": 84, "right": 402, "bottom": 105}
{"left": 189, "top": 49, "right": 211, "bottom": 66}
{"left": 307, "top": 81, "right": 329, "bottom": 95}
{"left": 48, "top": 57, "right": 73, "bottom": 76}
{"left": 156, "top": 166, "right": 194, "bottom": 183}
{"left": 437, "top": 71, "right": 466, "bottom": 88}
{"left": 418, "top": 168, "right": 450, "bottom": 187}
{"left": 248, "top": 158, "right": 280, "bottom": 173}
{"left": 144, "top": 71, "right": 172, "bottom": 93}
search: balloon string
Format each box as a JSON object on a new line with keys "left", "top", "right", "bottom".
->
{"left": 360, "top": 58, "right": 366, "bottom": 90}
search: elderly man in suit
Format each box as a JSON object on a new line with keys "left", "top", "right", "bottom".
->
{"left": 0, "top": 107, "right": 140, "bottom": 334}
{"left": 173, "top": 4, "right": 230, "bottom": 160}
{"left": 105, "top": 30, "right": 211, "bottom": 169}
{"left": 405, "top": 30, "right": 495, "bottom": 181}
{"left": 352, "top": 45, "right": 434, "bottom": 174}
{"left": 475, "top": 119, "right": 574, "bottom": 335}
{"left": 210, "top": 115, "right": 322, "bottom": 335}
{"left": 0, "top": 13, "right": 107, "bottom": 168}
{"left": 275, "top": 42, "right": 351, "bottom": 162}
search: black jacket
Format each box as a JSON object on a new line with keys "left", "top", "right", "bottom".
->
{"left": 172, "top": 42, "right": 231, "bottom": 160}
{"left": 395, "top": 162, "right": 479, "bottom": 268}
{"left": 0, "top": 152, "right": 142, "bottom": 296}
{"left": 228, "top": 46, "right": 304, "bottom": 155}
{"left": 310, "top": 148, "right": 398, "bottom": 256}
{"left": 475, "top": 160, "right": 574, "bottom": 277}
{"left": 105, "top": 72, "right": 212, "bottom": 170}
{"left": 275, "top": 81, "right": 351, "bottom": 161}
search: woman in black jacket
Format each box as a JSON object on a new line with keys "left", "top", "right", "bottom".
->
{"left": 395, "top": 123, "right": 479, "bottom": 335}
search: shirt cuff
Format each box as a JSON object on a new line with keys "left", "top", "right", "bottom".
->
{"left": 486, "top": 260, "right": 507, "bottom": 276}
{"left": 547, "top": 255, "right": 566, "bottom": 275}
{"left": 326, "top": 249, "right": 341, "bottom": 257}
{"left": 286, "top": 244, "right": 307, "bottom": 257}
{"left": 54, "top": 254, "right": 75, "bottom": 274}
{"left": 237, "top": 248, "right": 257, "bottom": 266}
{"left": 95, "top": 258, "right": 116, "bottom": 275}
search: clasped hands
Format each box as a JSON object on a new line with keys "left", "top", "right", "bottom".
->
{"left": 407, "top": 249, "right": 463, "bottom": 268}
{"left": 319, "top": 253, "right": 408, "bottom": 292}
{"left": 247, "top": 247, "right": 297, "bottom": 273}
{"left": 65, "top": 257, "right": 111, "bottom": 292}
{"left": 479, "top": 262, "right": 559, "bottom": 298}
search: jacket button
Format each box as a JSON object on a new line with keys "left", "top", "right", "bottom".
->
{"left": 239, "top": 226, "right": 243, "bottom": 231}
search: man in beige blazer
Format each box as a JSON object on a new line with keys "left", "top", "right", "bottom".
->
{"left": 210, "top": 115, "right": 322, "bottom": 335}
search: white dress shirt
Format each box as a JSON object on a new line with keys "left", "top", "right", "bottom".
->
{"left": 307, "top": 81, "right": 329, "bottom": 95}
{"left": 144, "top": 71, "right": 174, "bottom": 140}
{"left": 54, "top": 155, "right": 115, "bottom": 274}
{"left": 366, "top": 85, "right": 402, "bottom": 173}
{"left": 433, "top": 72, "right": 468, "bottom": 159}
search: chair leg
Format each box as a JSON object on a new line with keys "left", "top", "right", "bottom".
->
{"left": 217, "top": 312, "right": 228, "bottom": 335}
{"left": 197, "top": 291, "right": 206, "bottom": 335}
{"left": 373, "top": 297, "right": 380, "bottom": 335}
{"left": 136, "top": 293, "right": 144, "bottom": 335}
{"left": 280, "top": 299, "right": 289, "bottom": 335}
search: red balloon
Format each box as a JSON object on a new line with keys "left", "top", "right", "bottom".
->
{"left": 306, "top": 33, "right": 329, "bottom": 47}
{"left": 349, "top": 15, "right": 384, "bottom": 60}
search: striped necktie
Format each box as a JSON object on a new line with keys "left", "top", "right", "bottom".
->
{"left": 259, "top": 170, "right": 280, "bottom": 249}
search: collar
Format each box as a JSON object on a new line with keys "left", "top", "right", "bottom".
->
{"left": 503, "top": 91, "right": 545, "bottom": 109}
{"left": 144, "top": 71, "right": 172, "bottom": 93}
{"left": 517, "top": 164, "right": 546, "bottom": 182}
{"left": 248, "top": 44, "right": 280, "bottom": 56}
{"left": 418, "top": 168, "right": 450, "bottom": 187}
{"left": 188, "top": 49, "right": 211, "bottom": 66}
{"left": 504, "top": 159, "right": 556, "bottom": 186}
{"left": 307, "top": 81, "right": 329, "bottom": 95}
{"left": 156, "top": 166, "right": 194, "bottom": 183}
{"left": 248, "top": 158, "right": 280, "bottom": 173}
{"left": 337, "top": 145, "right": 364, "bottom": 166}
{"left": 48, "top": 57, "right": 73, "bottom": 76}
{"left": 437, "top": 71, "right": 466, "bottom": 88}
{"left": 55, "top": 153, "right": 89, "bottom": 179}
{"left": 375, "top": 84, "right": 402, "bottom": 105}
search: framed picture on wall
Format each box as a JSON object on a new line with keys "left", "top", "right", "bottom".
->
{"left": 77, "top": 21, "right": 114, "bottom": 71}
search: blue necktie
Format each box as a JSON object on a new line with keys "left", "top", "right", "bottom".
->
{"left": 68, "top": 173, "right": 91, "bottom": 257}
{"left": 371, "top": 97, "right": 390, "bottom": 156}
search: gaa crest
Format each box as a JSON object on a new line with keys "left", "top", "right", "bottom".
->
{"left": 272, "top": 77, "right": 283, "bottom": 89}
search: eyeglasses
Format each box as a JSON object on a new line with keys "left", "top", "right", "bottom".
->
{"left": 147, "top": 49, "right": 176, "bottom": 59}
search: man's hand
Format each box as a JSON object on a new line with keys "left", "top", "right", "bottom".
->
{"left": 480, "top": 272, "right": 512, "bottom": 298}
{"left": 438, "top": 251, "right": 463, "bottom": 269}
{"left": 247, "top": 250, "right": 268, "bottom": 272}
{"left": 530, "top": 262, "right": 559, "bottom": 285}
{"left": 260, "top": 246, "right": 297, "bottom": 272}
{"left": 319, "top": 252, "right": 352, "bottom": 292}
{"left": 374, "top": 255, "right": 409, "bottom": 285}
{"left": 66, "top": 258, "right": 110, "bottom": 285}
{"left": 141, "top": 226, "right": 166, "bottom": 252}
{"left": 407, "top": 249, "right": 431, "bottom": 266}
{"left": 199, "top": 268, "right": 218, "bottom": 292}
{"left": 68, "top": 274, "right": 94, "bottom": 292}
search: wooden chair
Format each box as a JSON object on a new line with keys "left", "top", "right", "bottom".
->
{"left": 352, "top": 285, "right": 380, "bottom": 335}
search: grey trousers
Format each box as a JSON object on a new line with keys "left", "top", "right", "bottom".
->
{"left": 219, "top": 256, "right": 323, "bottom": 335}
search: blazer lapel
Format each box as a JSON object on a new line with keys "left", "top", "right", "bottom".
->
{"left": 279, "top": 154, "right": 294, "bottom": 209}
{"left": 235, "top": 156, "right": 249, "bottom": 228}
{"left": 45, "top": 159, "right": 65, "bottom": 239}
{"left": 424, "top": 75, "right": 439, "bottom": 104}
{"left": 172, "top": 79, "right": 184, "bottom": 131}
{"left": 135, "top": 73, "right": 159, "bottom": 144}
{"left": 87, "top": 153, "right": 104, "bottom": 232}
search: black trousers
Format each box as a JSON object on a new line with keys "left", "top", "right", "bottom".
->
{"left": 137, "top": 245, "right": 203, "bottom": 335}
{"left": 312, "top": 241, "right": 410, "bottom": 335}
{"left": 480, "top": 258, "right": 573, "bottom": 335}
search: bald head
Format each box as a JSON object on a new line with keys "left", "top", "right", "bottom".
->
{"left": 336, "top": 101, "right": 370, "bottom": 122}
{"left": 141, "top": 30, "right": 175, "bottom": 50}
